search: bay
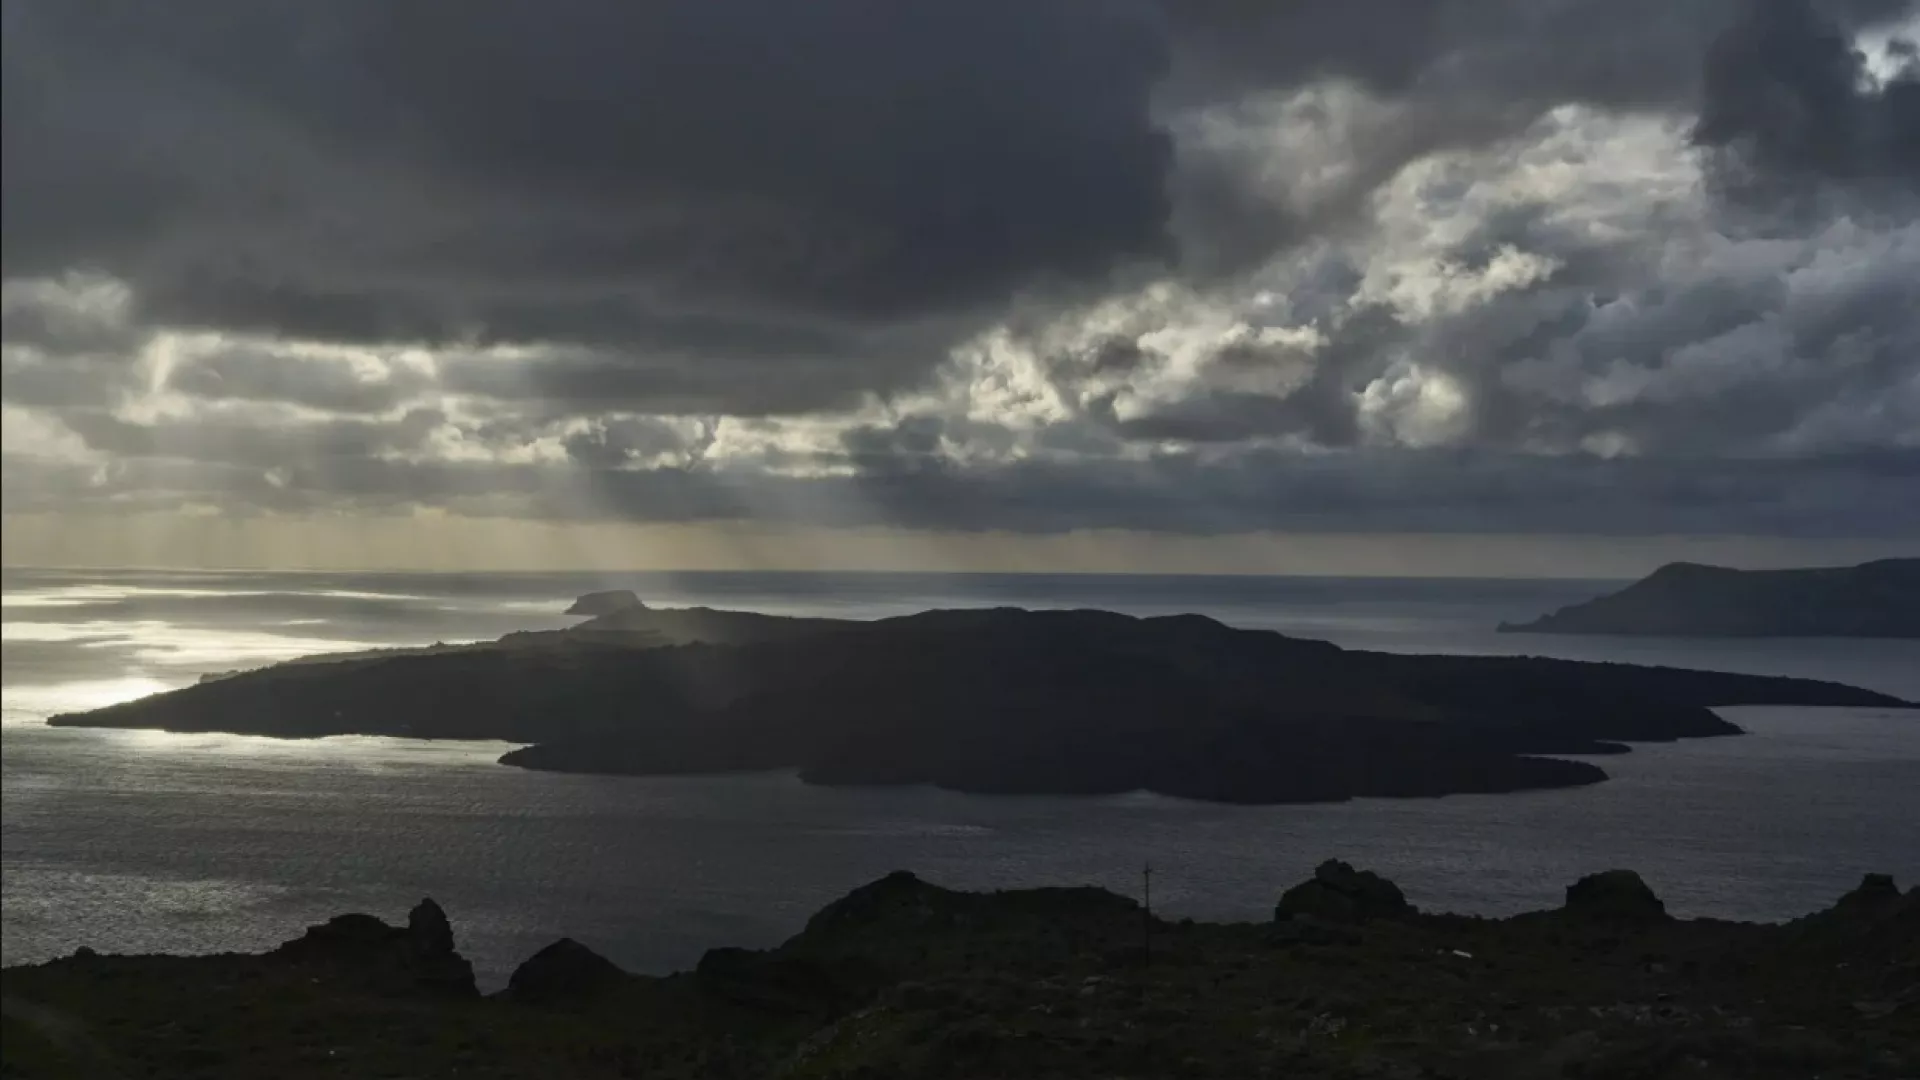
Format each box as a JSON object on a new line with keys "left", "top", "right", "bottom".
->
{"left": 4, "top": 568, "right": 1916, "bottom": 986}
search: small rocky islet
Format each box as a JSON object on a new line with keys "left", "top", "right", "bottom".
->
{"left": 4, "top": 864, "right": 1914, "bottom": 1078}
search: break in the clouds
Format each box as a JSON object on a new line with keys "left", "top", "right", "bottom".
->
{"left": 3, "top": 0, "right": 1917, "bottom": 546}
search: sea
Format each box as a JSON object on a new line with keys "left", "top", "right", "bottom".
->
{"left": 3, "top": 566, "right": 1916, "bottom": 987}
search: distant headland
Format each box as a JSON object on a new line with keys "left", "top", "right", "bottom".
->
{"left": 1499, "top": 558, "right": 1920, "bottom": 638}
{"left": 48, "top": 591, "right": 1912, "bottom": 805}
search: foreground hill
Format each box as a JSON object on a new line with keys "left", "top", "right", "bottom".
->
{"left": 50, "top": 602, "right": 1911, "bottom": 804}
{"left": 1500, "top": 559, "right": 1920, "bottom": 638}
{"left": 4, "top": 865, "right": 1914, "bottom": 1079}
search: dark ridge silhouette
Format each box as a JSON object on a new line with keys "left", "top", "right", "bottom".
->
{"left": 50, "top": 599, "right": 1912, "bottom": 804}
{"left": 6, "top": 868, "right": 1914, "bottom": 1078}
{"left": 1499, "top": 558, "right": 1920, "bottom": 638}
{"left": 563, "top": 589, "right": 647, "bottom": 617}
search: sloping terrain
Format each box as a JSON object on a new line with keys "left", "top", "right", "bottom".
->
{"left": 1500, "top": 559, "right": 1920, "bottom": 638}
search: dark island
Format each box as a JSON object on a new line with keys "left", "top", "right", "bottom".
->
{"left": 1500, "top": 558, "right": 1920, "bottom": 638}
{"left": 5, "top": 865, "right": 1915, "bottom": 1078}
{"left": 50, "top": 597, "right": 1913, "bottom": 805}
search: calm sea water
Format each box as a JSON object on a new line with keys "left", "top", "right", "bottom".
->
{"left": 4, "top": 567, "right": 1916, "bottom": 987}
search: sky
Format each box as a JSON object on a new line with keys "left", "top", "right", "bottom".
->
{"left": 2, "top": 0, "right": 1917, "bottom": 575}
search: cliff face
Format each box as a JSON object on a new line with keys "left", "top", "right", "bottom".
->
{"left": 49, "top": 604, "right": 1911, "bottom": 805}
{"left": 1500, "top": 558, "right": 1920, "bottom": 638}
{"left": 5, "top": 868, "right": 1915, "bottom": 1079}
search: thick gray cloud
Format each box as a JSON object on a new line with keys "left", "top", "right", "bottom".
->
{"left": 2, "top": 0, "right": 1173, "bottom": 410}
{"left": 3, "top": 0, "right": 1918, "bottom": 545}
{"left": 1695, "top": 0, "right": 1920, "bottom": 198}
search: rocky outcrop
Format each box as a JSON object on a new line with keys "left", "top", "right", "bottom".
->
{"left": 565, "top": 589, "right": 646, "bottom": 617}
{"left": 268, "top": 898, "right": 477, "bottom": 997}
{"left": 1500, "top": 558, "right": 1920, "bottom": 638}
{"left": 1793, "top": 873, "right": 1917, "bottom": 946}
{"left": 1274, "top": 860, "right": 1412, "bottom": 923}
{"left": 1832, "top": 873, "right": 1903, "bottom": 917}
{"left": 504, "top": 938, "right": 628, "bottom": 1004}
{"left": 9, "top": 870, "right": 1919, "bottom": 1079}
{"left": 1563, "top": 870, "right": 1667, "bottom": 921}
{"left": 409, "top": 897, "right": 456, "bottom": 955}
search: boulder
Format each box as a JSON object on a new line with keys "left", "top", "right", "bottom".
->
{"left": 1274, "top": 860, "right": 1411, "bottom": 923}
{"left": 270, "top": 901, "right": 477, "bottom": 998}
{"left": 506, "top": 938, "right": 628, "bottom": 1004}
{"left": 1563, "top": 870, "right": 1667, "bottom": 921}
{"left": 1831, "top": 873, "right": 1902, "bottom": 919}
{"left": 281, "top": 912, "right": 399, "bottom": 953}
{"left": 566, "top": 590, "right": 645, "bottom": 617}
{"left": 408, "top": 898, "right": 455, "bottom": 956}
{"left": 802, "top": 870, "right": 951, "bottom": 937}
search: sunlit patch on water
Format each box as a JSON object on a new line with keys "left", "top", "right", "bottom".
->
{"left": 84, "top": 727, "right": 524, "bottom": 767}
{"left": 4, "top": 619, "right": 380, "bottom": 670}
{"left": 0, "top": 676, "right": 176, "bottom": 720}
{"left": 2, "top": 584, "right": 434, "bottom": 609}
{"left": 1, "top": 585, "right": 274, "bottom": 607}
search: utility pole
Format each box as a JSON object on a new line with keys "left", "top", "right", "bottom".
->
{"left": 1142, "top": 863, "right": 1153, "bottom": 968}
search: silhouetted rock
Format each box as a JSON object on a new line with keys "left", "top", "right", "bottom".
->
{"left": 1499, "top": 558, "right": 1920, "bottom": 638}
{"left": 279, "top": 912, "right": 397, "bottom": 953}
{"left": 269, "top": 904, "right": 477, "bottom": 998}
{"left": 565, "top": 589, "right": 645, "bottom": 617}
{"left": 802, "top": 871, "right": 944, "bottom": 937}
{"left": 408, "top": 898, "right": 455, "bottom": 956}
{"left": 1275, "top": 860, "right": 1411, "bottom": 923}
{"left": 505, "top": 938, "right": 628, "bottom": 1004}
{"left": 1564, "top": 870, "right": 1667, "bottom": 921}
{"left": 1834, "top": 873, "right": 1903, "bottom": 918}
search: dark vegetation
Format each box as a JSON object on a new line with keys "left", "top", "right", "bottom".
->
{"left": 51, "top": 602, "right": 1911, "bottom": 804}
{"left": 5, "top": 865, "right": 1914, "bottom": 1079}
{"left": 1500, "top": 558, "right": 1920, "bottom": 638}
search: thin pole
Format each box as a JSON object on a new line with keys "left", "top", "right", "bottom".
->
{"left": 1142, "top": 863, "right": 1153, "bottom": 967}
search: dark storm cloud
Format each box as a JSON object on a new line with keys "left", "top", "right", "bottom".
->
{"left": 1171, "top": 0, "right": 1915, "bottom": 103}
{"left": 1167, "top": 0, "right": 1723, "bottom": 106}
{"left": 1694, "top": 0, "right": 1920, "bottom": 200}
{"left": 10, "top": 0, "right": 1900, "bottom": 387}
{"left": 2, "top": 0, "right": 1174, "bottom": 411}
{"left": 3, "top": 0, "right": 1918, "bottom": 545}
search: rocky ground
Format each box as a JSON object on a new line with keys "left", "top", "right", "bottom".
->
{"left": 3, "top": 864, "right": 1915, "bottom": 1079}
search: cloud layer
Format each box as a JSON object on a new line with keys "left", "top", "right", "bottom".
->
{"left": 4, "top": 0, "right": 1917, "bottom": 545}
